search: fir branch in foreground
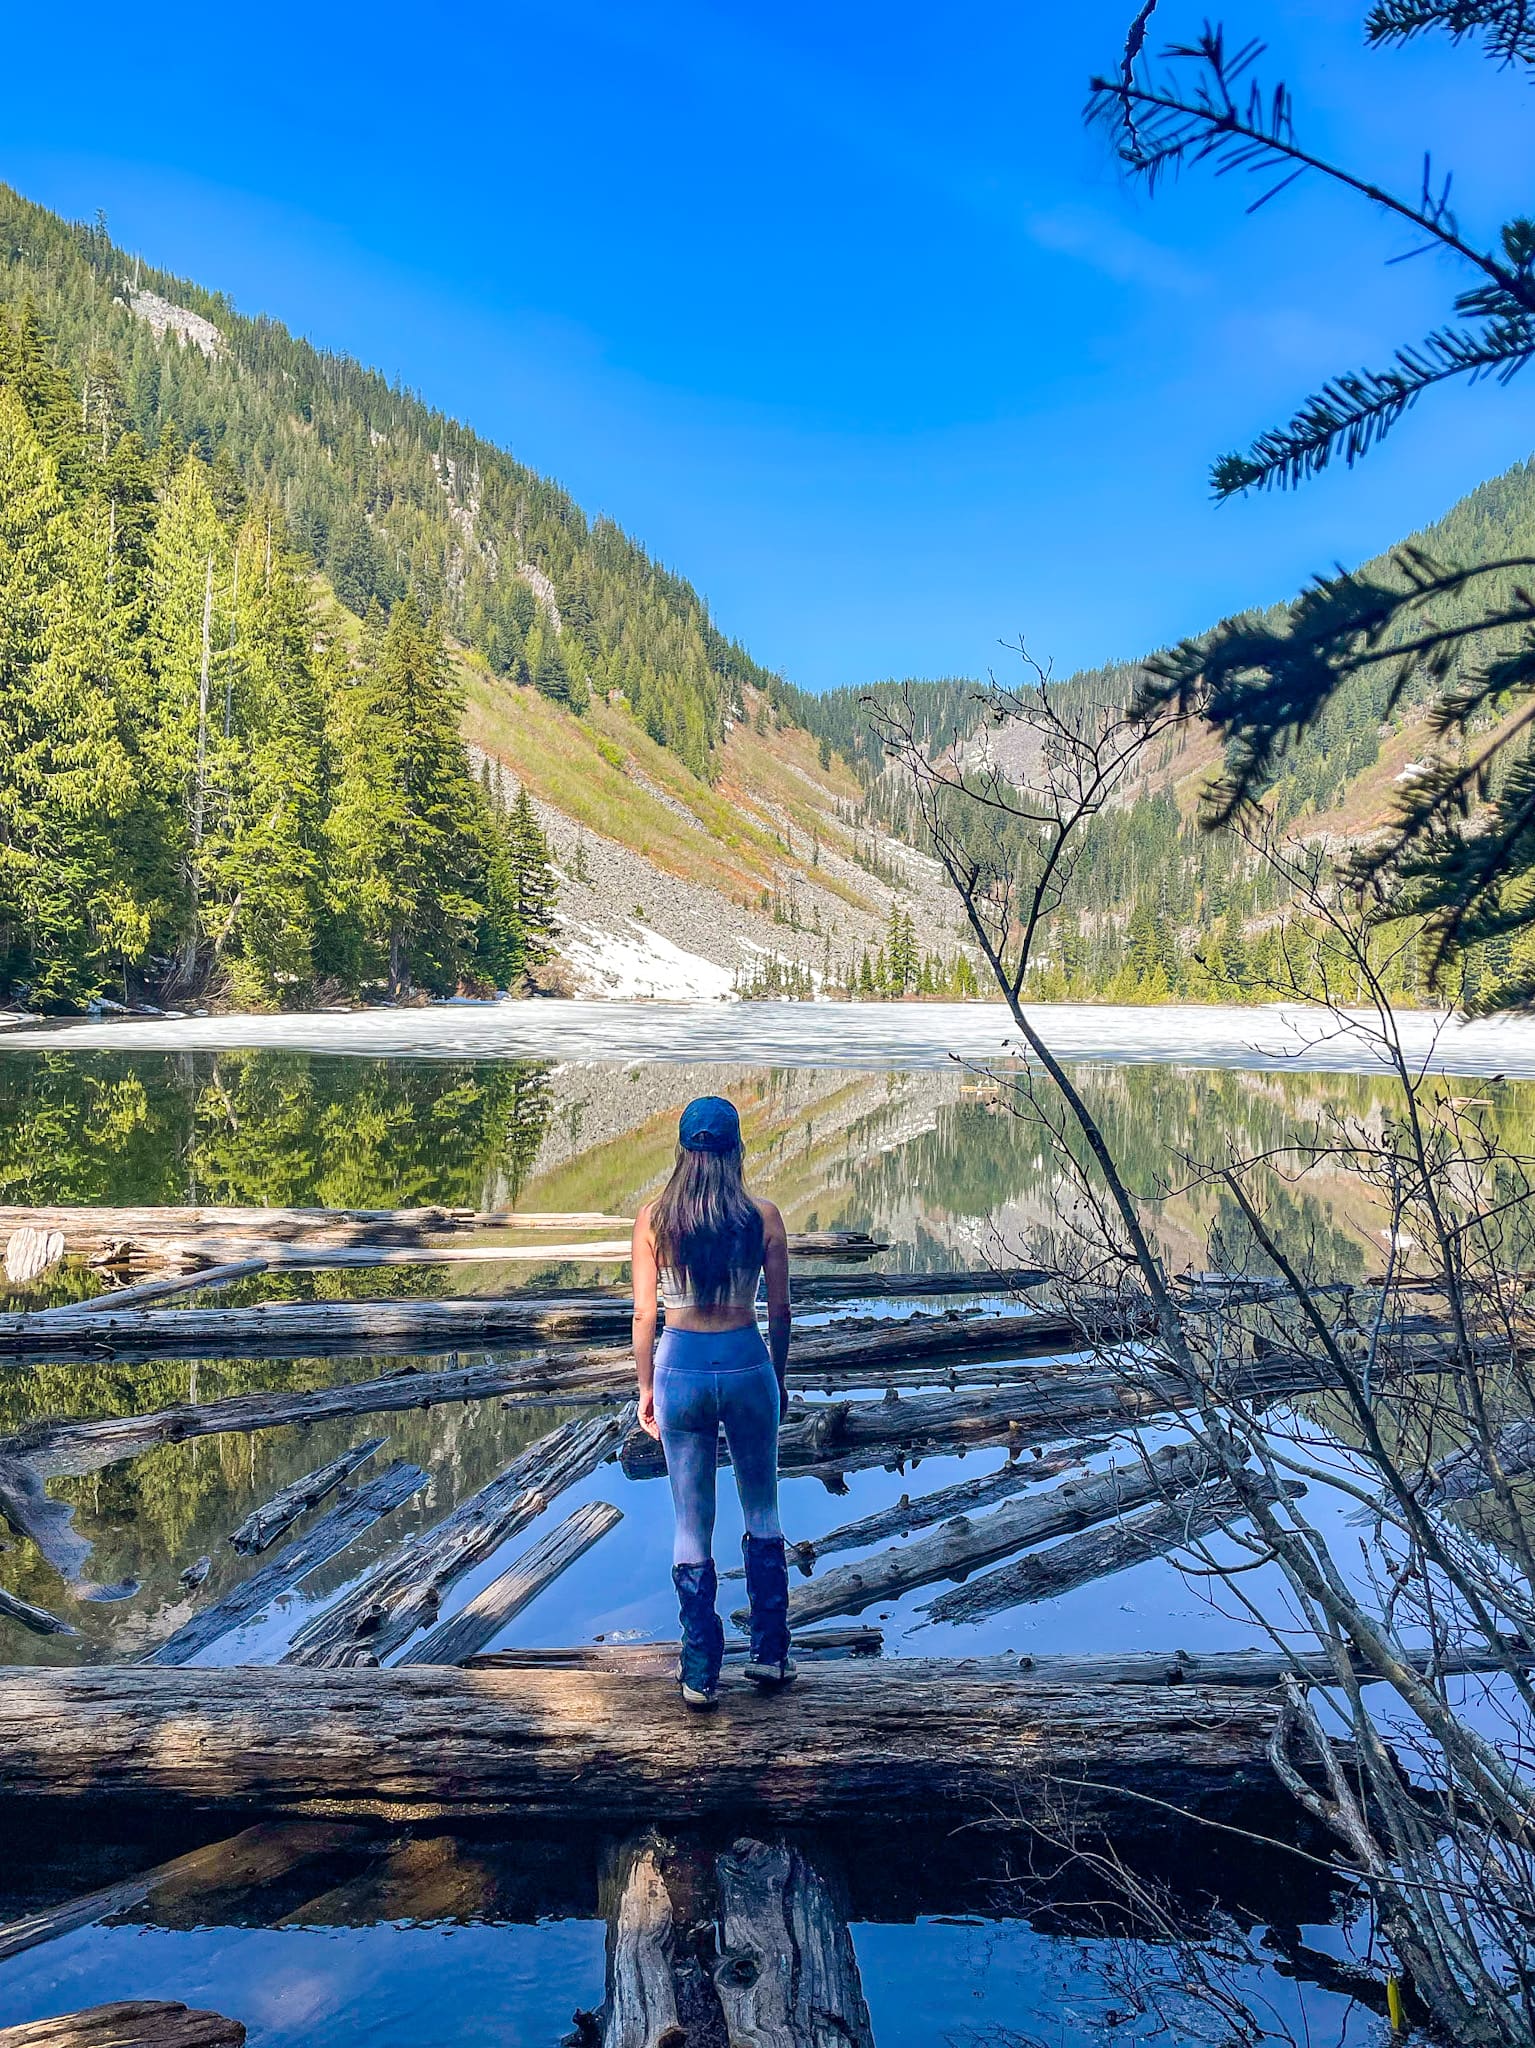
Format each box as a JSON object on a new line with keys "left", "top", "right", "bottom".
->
{"left": 1212, "top": 315, "right": 1535, "bottom": 494}
{"left": 1365, "top": 0, "right": 1535, "bottom": 70}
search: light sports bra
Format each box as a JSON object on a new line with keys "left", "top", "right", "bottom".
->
{"left": 659, "top": 1261, "right": 763, "bottom": 1312}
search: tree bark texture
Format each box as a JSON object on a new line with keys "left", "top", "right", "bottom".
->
{"left": 0, "top": 2005, "right": 245, "bottom": 2048}
{"left": 0, "top": 1662, "right": 1324, "bottom": 1823}
{"left": 397, "top": 1500, "right": 623, "bottom": 1666}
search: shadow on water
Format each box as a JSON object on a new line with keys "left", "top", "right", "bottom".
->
{"left": 0, "top": 1808, "right": 1377, "bottom": 2048}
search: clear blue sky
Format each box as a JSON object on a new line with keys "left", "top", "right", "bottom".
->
{"left": 6, "top": 0, "right": 1533, "bottom": 690}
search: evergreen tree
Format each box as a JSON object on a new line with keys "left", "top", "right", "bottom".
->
{"left": 327, "top": 598, "right": 486, "bottom": 995}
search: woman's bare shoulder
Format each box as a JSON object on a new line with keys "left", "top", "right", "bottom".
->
{"left": 752, "top": 1196, "right": 786, "bottom": 1236}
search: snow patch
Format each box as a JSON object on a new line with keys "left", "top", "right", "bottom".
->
{"left": 560, "top": 919, "right": 736, "bottom": 1001}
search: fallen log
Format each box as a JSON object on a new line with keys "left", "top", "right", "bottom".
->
{"left": 398, "top": 1500, "right": 623, "bottom": 1666}
{"left": 0, "top": 1586, "right": 76, "bottom": 1638}
{"left": 0, "top": 1298, "right": 1085, "bottom": 1369}
{"left": 621, "top": 1370, "right": 1182, "bottom": 1483}
{"left": 283, "top": 1408, "right": 632, "bottom": 1667}
{"left": 4, "top": 1361, "right": 583, "bottom": 1482}
{"left": 995, "top": 1643, "right": 1535, "bottom": 1687}
{"left": 1418, "top": 1418, "right": 1535, "bottom": 1506}
{"left": 0, "top": 1207, "right": 885, "bottom": 1274}
{"left": 780, "top": 1442, "right": 1107, "bottom": 1567}
{"left": 0, "top": 2005, "right": 245, "bottom": 2048}
{"left": 594, "top": 1841, "right": 684, "bottom": 2048}
{"left": 3, "top": 1227, "right": 64, "bottom": 1287}
{"left": 467, "top": 1626, "right": 883, "bottom": 1673}
{"left": 758, "top": 1442, "right": 1214, "bottom": 1629}
{"left": 229, "top": 1438, "right": 388, "bottom": 1554}
{"left": 0, "top": 1821, "right": 361, "bottom": 1964}
{"left": 30, "top": 1260, "right": 268, "bottom": 1320}
{"left": 141, "top": 1461, "right": 429, "bottom": 1666}
{"left": 0, "top": 1453, "right": 93, "bottom": 1582}
{"left": 922, "top": 1480, "right": 1297, "bottom": 1624}
{"left": 713, "top": 1838, "right": 874, "bottom": 2048}
{"left": 0, "top": 1205, "right": 632, "bottom": 1264}
{"left": 0, "top": 1662, "right": 1330, "bottom": 1823}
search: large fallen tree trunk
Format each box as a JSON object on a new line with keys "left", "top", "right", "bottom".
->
{"left": 713, "top": 1838, "right": 875, "bottom": 2048}
{"left": 142, "top": 1461, "right": 430, "bottom": 1666}
{"left": 283, "top": 1408, "right": 631, "bottom": 1666}
{"left": 0, "top": 1207, "right": 885, "bottom": 1274}
{"left": 593, "top": 1841, "right": 684, "bottom": 2048}
{"left": 0, "top": 2005, "right": 246, "bottom": 2048}
{"left": 760, "top": 1442, "right": 1214, "bottom": 1629}
{"left": 0, "top": 1299, "right": 1104, "bottom": 1369}
{"left": 0, "top": 1662, "right": 1333, "bottom": 1823}
{"left": 621, "top": 1369, "right": 1188, "bottom": 1482}
{"left": 922, "top": 1480, "right": 1289, "bottom": 1624}
{"left": 398, "top": 1500, "right": 623, "bottom": 1666}
{"left": 992, "top": 1643, "right": 1535, "bottom": 1686}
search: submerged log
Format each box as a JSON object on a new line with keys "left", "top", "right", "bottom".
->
{"left": 0, "top": 2005, "right": 246, "bottom": 2048}
{"left": 0, "top": 1586, "right": 76, "bottom": 1638}
{"left": 1419, "top": 1417, "right": 1535, "bottom": 1506}
{"left": 229, "top": 1438, "right": 388, "bottom": 1554}
{"left": 468, "top": 1626, "right": 883, "bottom": 1673}
{"left": 283, "top": 1408, "right": 632, "bottom": 1667}
{"left": 595, "top": 1841, "right": 685, "bottom": 2048}
{"left": 922, "top": 1479, "right": 1298, "bottom": 1624}
{"left": 0, "top": 1452, "right": 93, "bottom": 1583}
{"left": 0, "top": 1662, "right": 1327, "bottom": 1823}
{"left": 399, "top": 1500, "right": 624, "bottom": 1666}
{"left": 783, "top": 1442, "right": 1107, "bottom": 1567}
{"left": 30, "top": 1261, "right": 268, "bottom": 1320}
{"left": 5, "top": 1361, "right": 578, "bottom": 1482}
{"left": 0, "top": 1821, "right": 361, "bottom": 1964}
{"left": 141, "top": 1461, "right": 429, "bottom": 1666}
{"left": 760, "top": 1442, "right": 1214, "bottom": 1629}
{"left": 713, "top": 1838, "right": 875, "bottom": 2048}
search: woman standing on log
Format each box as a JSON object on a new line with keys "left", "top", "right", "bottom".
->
{"left": 633, "top": 1096, "right": 794, "bottom": 1710}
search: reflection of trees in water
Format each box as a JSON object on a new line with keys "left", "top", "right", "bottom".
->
{"left": 0, "top": 1052, "right": 558, "bottom": 1211}
{"left": 846, "top": 1065, "right": 1533, "bottom": 1280}
{"left": 1, "top": 1368, "right": 589, "bottom": 1667}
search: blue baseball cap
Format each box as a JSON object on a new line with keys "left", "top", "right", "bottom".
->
{"left": 678, "top": 1096, "right": 742, "bottom": 1153}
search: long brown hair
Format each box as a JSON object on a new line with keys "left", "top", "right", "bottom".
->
{"left": 651, "top": 1144, "right": 764, "bottom": 1305}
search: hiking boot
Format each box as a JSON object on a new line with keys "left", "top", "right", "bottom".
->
{"left": 741, "top": 1533, "right": 797, "bottom": 1686}
{"left": 673, "top": 1560, "right": 724, "bottom": 1709}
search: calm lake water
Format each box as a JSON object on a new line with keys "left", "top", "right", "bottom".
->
{"left": 1, "top": 1008, "right": 1501, "bottom": 2046}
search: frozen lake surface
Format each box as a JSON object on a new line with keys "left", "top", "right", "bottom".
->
{"left": 7, "top": 995, "right": 1535, "bottom": 1074}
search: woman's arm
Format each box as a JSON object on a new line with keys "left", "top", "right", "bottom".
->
{"left": 632, "top": 1206, "right": 661, "bottom": 1440}
{"left": 760, "top": 1201, "right": 791, "bottom": 1400}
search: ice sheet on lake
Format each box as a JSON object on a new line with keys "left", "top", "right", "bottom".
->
{"left": 5, "top": 997, "right": 1535, "bottom": 1075}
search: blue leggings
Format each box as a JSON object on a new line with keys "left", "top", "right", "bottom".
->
{"left": 654, "top": 1323, "right": 782, "bottom": 1567}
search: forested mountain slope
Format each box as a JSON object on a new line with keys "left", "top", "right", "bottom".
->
{"left": 0, "top": 185, "right": 975, "bottom": 1009}
{"left": 793, "top": 454, "right": 1535, "bottom": 1007}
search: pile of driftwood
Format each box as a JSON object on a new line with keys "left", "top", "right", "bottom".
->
{"left": 0, "top": 1197, "right": 1519, "bottom": 1888}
